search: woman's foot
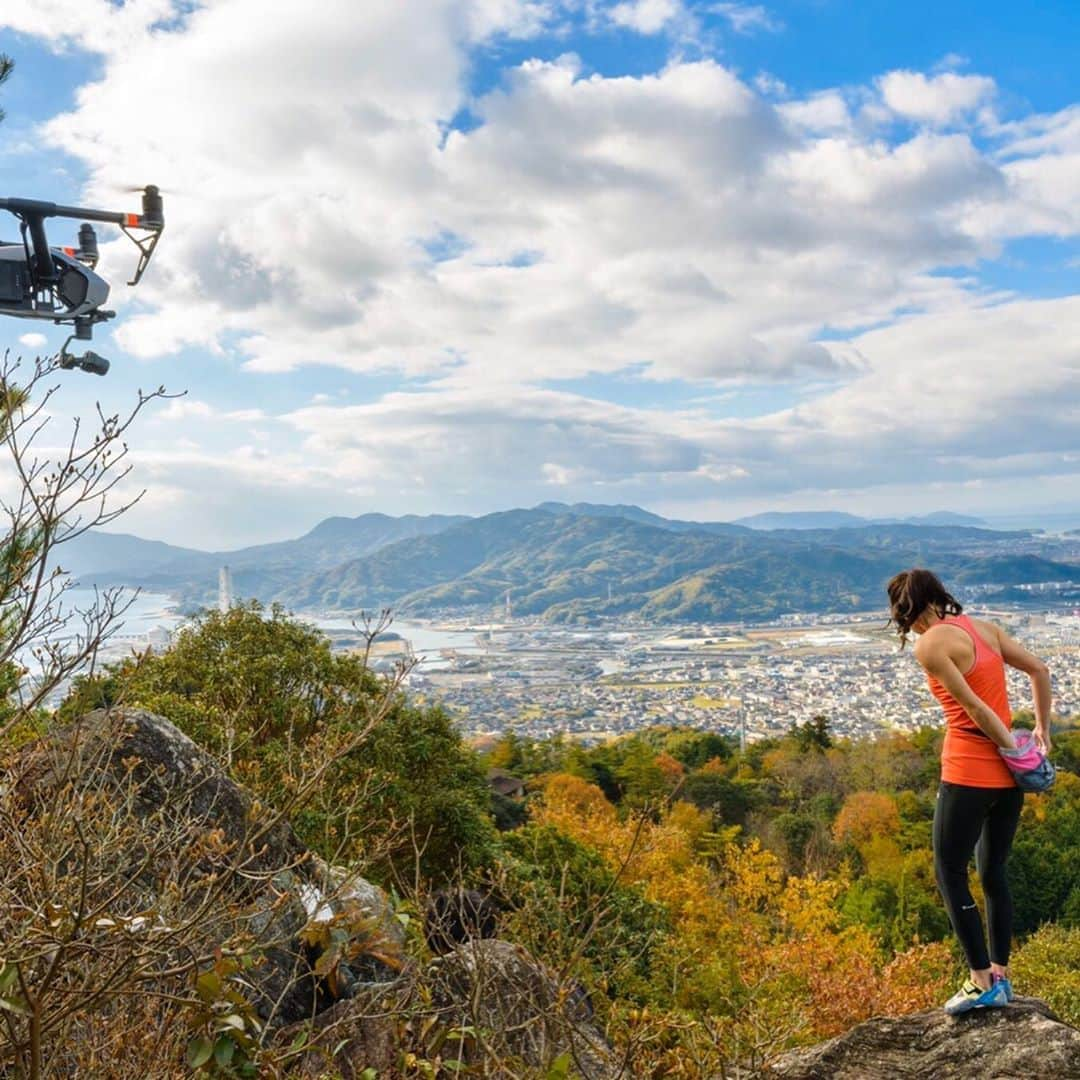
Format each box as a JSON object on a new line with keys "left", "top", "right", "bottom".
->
{"left": 943, "top": 977, "right": 1008, "bottom": 1015}
{"left": 991, "top": 972, "right": 1014, "bottom": 1002}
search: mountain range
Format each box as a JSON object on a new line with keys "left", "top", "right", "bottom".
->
{"left": 60, "top": 503, "right": 1080, "bottom": 624}
{"left": 732, "top": 510, "right": 989, "bottom": 530}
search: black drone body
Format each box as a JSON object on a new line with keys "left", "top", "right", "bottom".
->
{"left": 0, "top": 186, "right": 164, "bottom": 374}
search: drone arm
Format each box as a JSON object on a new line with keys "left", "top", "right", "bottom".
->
{"left": 0, "top": 197, "right": 134, "bottom": 228}
{"left": 25, "top": 212, "right": 55, "bottom": 283}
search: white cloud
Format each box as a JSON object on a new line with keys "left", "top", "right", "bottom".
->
{"left": 18, "top": 332, "right": 49, "bottom": 349}
{"left": 12, "top": 7, "right": 1049, "bottom": 393}
{"left": 778, "top": 91, "right": 850, "bottom": 133}
{"left": 0, "top": 0, "right": 186, "bottom": 56}
{"left": 878, "top": 70, "right": 996, "bottom": 126}
{"left": 264, "top": 293, "right": 1080, "bottom": 518}
{"left": 5, "top": 2, "right": 1080, "bottom": 539}
{"left": 608, "top": 0, "right": 682, "bottom": 34}
{"left": 710, "top": 3, "right": 782, "bottom": 35}
{"left": 155, "top": 399, "right": 265, "bottom": 422}
{"left": 157, "top": 399, "right": 215, "bottom": 422}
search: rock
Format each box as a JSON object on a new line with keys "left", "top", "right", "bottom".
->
{"left": 14, "top": 707, "right": 306, "bottom": 882}
{"left": 246, "top": 871, "right": 321, "bottom": 1025}
{"left": 306, "top": 854, "right": 405, "bottom": 947}
{"left": 304, "top": 854, "right": 408, "bottom": 985}
{"left": 426, "top": 938, "right": 615, "bottom": 1079}
{"left": 9, "top": 708, "right": 397, "bottom": 1028}
{"left": 275, "top": 981, "right": 412, "bottom": 1079}
{"left": 765, "top": 996, "right": 1080, "bottom": 1079}
{"left": 424, "top": 886, "right": 500, "bottom": 955}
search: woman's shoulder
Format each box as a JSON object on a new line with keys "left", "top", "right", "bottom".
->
{"left": 913, "top": 621, "right": 965, "bottom": 661}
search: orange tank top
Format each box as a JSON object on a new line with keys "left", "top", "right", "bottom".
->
{"left": 927, "top": 614, "right": 1016, "bottom": 788}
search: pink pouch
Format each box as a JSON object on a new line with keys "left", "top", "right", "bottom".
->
{"left": 998, "top": 730, "right": 1044, "bottom": 773}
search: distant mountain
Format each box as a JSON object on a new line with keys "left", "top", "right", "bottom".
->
{"left": 764, "top": 523, "right": 1028, "bottom": 552}
{"left": 536, "top": 502, "right": 750, "bottom": 536}
{"left": 70, "top": 512, "right": 471, "bottom": 605}
{"left": 55, "top": 531, "right": 205, "bottom": 579}
{"left": 734, "top": 511, "right": 870, "bottom": 530}
{"left": 902, "top": 511, "right": 989, "bottom": 528}
{"left": 63, "top": 503, "right": 1080, "bottom": 623}
{"left": 736, "top": 510, "right": 990, "bottom": 530}
{"left": 282, "top": 509, "right": 1025, "bottom": 623}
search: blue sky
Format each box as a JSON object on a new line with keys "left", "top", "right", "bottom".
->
{"left": 1, "top": 1, "right": 1079, "bottom": 547}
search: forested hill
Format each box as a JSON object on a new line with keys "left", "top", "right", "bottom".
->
{"left": 280, "top": 508, "right": 1080, "bottom": 621}
{"left": 280, "top": 507, "right": 899, "bottom": 619}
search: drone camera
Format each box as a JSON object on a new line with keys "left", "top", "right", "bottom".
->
{"left": 0, "top": 185, "right": 164, "bottom": 375}
{"left": 77, "top": 351, "right": 110, "bottom": 376}
{"left": 59, "top": 349, "right": 110, "bottom": 376}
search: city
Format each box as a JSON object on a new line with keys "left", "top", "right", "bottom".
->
{"left": 355, "top": 608, "right": 1080, "bottom": 745}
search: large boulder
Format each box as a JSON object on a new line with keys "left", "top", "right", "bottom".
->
{"left": 8, "top": 708, "right": 401, "bottom": 1027}
{"left": 426, "top": 938, "right": 615, "bottom": 1079}
{"left": 275, "top": 981, "right": 412, "bottom": 1079}
{"left": 765, "top": 996, "right": 1080, "bottom": 1079}
{"left": 13, "top": 707, "right": 305, "bottom": 881}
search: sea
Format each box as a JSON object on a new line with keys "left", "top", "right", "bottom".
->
{"left": 31, "top": 590, "right": 481, "bottom": 664}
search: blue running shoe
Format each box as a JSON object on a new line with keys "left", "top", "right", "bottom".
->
{"left": 944, "top": 977, "right": 1008, "bottom": 1015}
{"left": 992, "top": 974, "right": 1014, "bottom": 1003}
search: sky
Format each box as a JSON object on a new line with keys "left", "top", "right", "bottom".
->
{"left": 0, "top": 0, "right": 1078, "bottom": 549}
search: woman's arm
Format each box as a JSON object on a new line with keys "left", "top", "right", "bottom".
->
{"left": 996, "top": 628, "right": 1053, "bottom": 753}
{"left": 914, "top": 632, "right": 1018, "bottom": 749}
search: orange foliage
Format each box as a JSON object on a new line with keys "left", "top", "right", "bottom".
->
{"left": 531, "top": 770, "right": 949, "bottom": 1051}
{"left": 872, "top": 941, "right": 957, "bottom": 1015}
{"left": 833, "top": 791, "right": 901, "bottom": 848}
{"left": 655, "top": 751, "right": 686, "bottom": 787}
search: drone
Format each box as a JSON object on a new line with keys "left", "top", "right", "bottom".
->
{"left": 0, "top": 186, "right": 164, "bottom": 375}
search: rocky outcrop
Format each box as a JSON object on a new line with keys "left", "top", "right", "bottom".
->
{"left": 9, "top": 707, "right": 617, "bottom": 1076}
{"left": 426, "top": 938, "right": 615, "bottom": 1079}
{"left": 14, "top": 707, "right": 305, "bottom": 881}
{"left": 9, "top": 708, "right": 401, "bottom": 1027}
{"left": 276, "top": 982, "right": 411, "bottom": 1079}
{"left": 765, "top": 996, "right": 1080, "bottom": 1079}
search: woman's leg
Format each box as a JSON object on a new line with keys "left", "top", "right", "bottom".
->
{"left": 976, "top": 786, "right": 1024, "bottom": 971}
{"left": 933, "top": 781, "right": 995, "bottom": 981}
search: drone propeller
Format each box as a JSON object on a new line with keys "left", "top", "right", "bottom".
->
{"left": 115, "top": 183, "right": 185, "bottom": 198}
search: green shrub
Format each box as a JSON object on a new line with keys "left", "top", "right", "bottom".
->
{"left": 1011, "top": 923, "right": 1080, "bottom": 1025}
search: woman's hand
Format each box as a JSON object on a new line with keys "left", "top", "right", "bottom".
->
{"left": 1034, "top": 724, "right": 1053, "bottom": 755}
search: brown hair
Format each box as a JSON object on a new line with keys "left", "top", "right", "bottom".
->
{"left": 886, "top": 568, "right": 963, "bottom": 648}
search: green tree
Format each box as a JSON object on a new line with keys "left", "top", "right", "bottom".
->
{"left": 0, "top": 54, "right": 12, "bottom": 124}
{"left": 498, "top": 822, "right": 671, "bottom": 1005}
{"left": 679, "top": 771, "right": 754, "bottom": 826}
{"left": 662, "top": 729, "right": 736, "bottom": 769}
{"left": 789, "top": 715, "right": 833, "bottom": 753}
{"left": 1011, "top": 923, "right": 1080, "bottom": 1025}
{"left": 615, "top": 737, "right": 669, "bottom": 809}
{"left": 1009, "top": 774, "right": 1080, "bottom": 932}
{"left": 63, "top": 603, "right": 496, "bottom": 883}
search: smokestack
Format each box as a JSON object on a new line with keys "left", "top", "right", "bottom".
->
{"left": 218, "top": 566, "right": 233, "bottom": 613}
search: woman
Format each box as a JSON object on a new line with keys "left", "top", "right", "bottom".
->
{"left": 886, "top": 568, "right": 1053, "bottom": 1014}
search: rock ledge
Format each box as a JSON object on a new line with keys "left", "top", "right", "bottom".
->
{"left": 766, "top": 996, "right": 1080, "bottom": 1079}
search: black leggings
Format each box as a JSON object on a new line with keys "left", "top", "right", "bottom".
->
{"left": 932, "top": 781, "right": 1023, "bottom": 970}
